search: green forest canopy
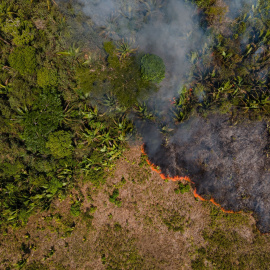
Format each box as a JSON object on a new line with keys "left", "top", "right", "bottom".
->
{"left": 0, "top": 0, "right": 270, "bottom": 246}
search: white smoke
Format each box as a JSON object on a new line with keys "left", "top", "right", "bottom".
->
{"left": 78, "top": 0, "right": 120, "bottom": 26}
{"left": 74, "top": 0, "right": 208, "bottom": 101}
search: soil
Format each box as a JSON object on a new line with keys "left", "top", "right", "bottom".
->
{"left": 0, "top": 143, "right": 269, "bottom": 269}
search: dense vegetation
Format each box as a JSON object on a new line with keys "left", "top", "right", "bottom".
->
{"left": 175, "top": 0, "right": 270, "bottom": 123}
{"left": 1, "top": 0, "right": 270, "bottom": 269}
{"left": 0, "top": 0, "right": 141, "bottom": 226}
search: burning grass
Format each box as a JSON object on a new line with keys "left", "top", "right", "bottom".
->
{"left": 141, "top": 144, "right": 237, "bottom": 214}
{"left": 141, "top": 114, "right": 270, "bottom": 233}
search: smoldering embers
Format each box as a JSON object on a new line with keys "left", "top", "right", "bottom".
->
{"left": 144, "top": 114, "right": 270, "bottom": 233}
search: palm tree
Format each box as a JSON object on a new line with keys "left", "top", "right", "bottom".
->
{"left": 116, "top": 39, "right": 138, "bottom": 60}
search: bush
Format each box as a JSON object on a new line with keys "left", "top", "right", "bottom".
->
{"left": 163, "top": 215, "right": 186, "bottom": 232}
{"left": 70, "top": 201, "right": 81, "bottom": 217}
{"left": 103, "top": 41, "right": 116, "bottom": 55}
{"left": 195, "top": 0, "right": 216, "bottom": 9}
{"left": 174, "top": 182, "right": 190, "bottom": 194}
{"left": 9, "top": 46, "right": 37, "bottom": 75}
{"left": 46, "top": 130, "right": 73, "bottom": 159}
{"left": 33, "top": 159, "right": 55, "bottom": 173}
{"left": 191, "top": 258, "right": 206, "bottom": 270}
{"left": 23, "top": 91, "right": 63, "bottom": 153}
{"left": 8, "top": 78, "right": 38, "bottom": 109}
{"left": 140, "top": 54, "right": 165, "bottom": 83}
{"left": 2, "top": 18, "right": 35, "bottom": 46}
{"left": 37, "top": 67, "right": 58, "bottom": 88}
{"left": 109, "top": 189, "right": 122, "bottom": 207}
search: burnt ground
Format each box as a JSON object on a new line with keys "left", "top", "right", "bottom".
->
{"left": 144, "top": 114, "right": 270, "bottom": 233}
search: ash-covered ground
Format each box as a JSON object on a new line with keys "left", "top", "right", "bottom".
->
{"left": 144, "top": 114, "right": 270, "bottom": 233}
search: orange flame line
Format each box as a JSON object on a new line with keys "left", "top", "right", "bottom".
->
{"left": 141, "top": 145, "right": 238, "bottom": 214}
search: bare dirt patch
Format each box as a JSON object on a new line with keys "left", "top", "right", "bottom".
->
{"left": 0, "top": 144, "right": 270, "bottom": 269}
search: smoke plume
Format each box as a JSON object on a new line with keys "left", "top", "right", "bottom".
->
{"left": 59, "top": 0, "right": 270, "bottom": 233}
{"left": 75, "top": 0, "right": 208, "bottom": 102}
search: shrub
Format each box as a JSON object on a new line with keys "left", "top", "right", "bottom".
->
{"left": 23, "top": 91, "right": 63, "bottom": 153}
{"left": 8, "top": 78, "right": 38, "bottom": 109}
{"left": 37, "top": 67, "right": 58, "bottom": 88}
{"left": 140, "top": 54, "right": 165, "bottom": 83}
{"left": 163, "top": 215, "right": 186, "bottom": 232}
{"left": 195, "top": 0, "right": 216, "bottom": 9}
{"left": 2, "top": 18, "right": 35, "bottom": 46}
{"left": 46, "top": 130, "right": 73, "bottom": 159}
{"left": 70, "top": 201, "right": 81, "bottom": 217}
{"left": 114, "top": 223, "right": 122, "bottom": 232}
{"left": 9, "top": 46, "right": 37, "bottom": 75}
{"left": 174, "top": 182, "right": 190, "bottom": 194}
{"left": 103, "top": 41, "right": 115, "bottom": 55}
{"left": 33, "top": 159, "right": 55, "bottom": 173}
{"left": 45, "top": 178, "right": 65, "bottom": 198}
{"left": 191, "top": 258, "right": 206, "bottom": 270}
{"left": 109, "top": 189, "right": 122, "bottom": 207}
{"left": 1, "top": 161, "right": 24, "bottom": 177}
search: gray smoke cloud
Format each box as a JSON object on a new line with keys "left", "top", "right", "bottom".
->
{"left": 144, "top": 114, "right": 270, "bottom": 233}
{"left": 136, "top": 0, "right": 199, "bottom": 95}
{"left": 57, "top": 0, "right": 270, "bottom": 232}
{"left": 75, "top": 0, "right": 208, "bottom": 102}
{"left": 78, "top": 0, "right": 120, "bottom": 26}
{"left": 226, "top": 0, "right": 258, "bottom": 19}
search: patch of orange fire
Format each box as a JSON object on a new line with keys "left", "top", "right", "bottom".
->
{"left": 141, "top": 145, "right": 237, "bottom": 214}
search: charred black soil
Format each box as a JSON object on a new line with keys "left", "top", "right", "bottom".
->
{"left": 144, "top": 114, "right": 270, "bottom": 233}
